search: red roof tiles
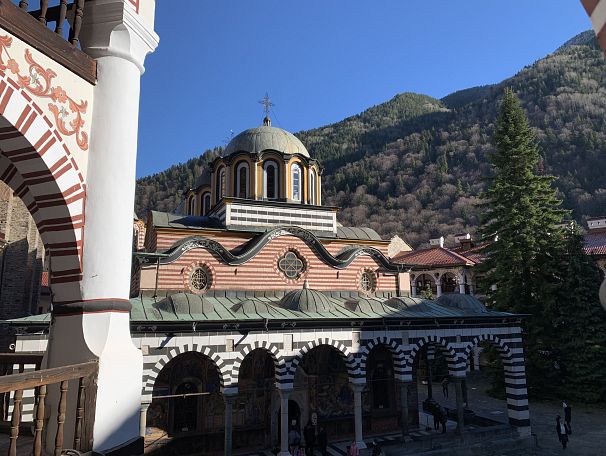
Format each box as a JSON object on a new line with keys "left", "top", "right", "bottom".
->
{"left": 585, "top": 231, "right": 606, "bottom": 256}
{"left": 393, "top": 246, "right": 477, "bottom": 268}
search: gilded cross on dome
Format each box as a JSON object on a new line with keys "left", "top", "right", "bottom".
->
{"left": 259, "top": 92, "right": 274, "bottom": 126}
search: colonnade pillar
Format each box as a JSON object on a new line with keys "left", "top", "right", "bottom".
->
{"left": 411, "top": 283, "right": 417, "bottom": 298}
{"left": 278, "top": 388, "right": 292, "bottom": 456}
{"left": 399, "top": 380, "right": 411, "bottom": 440}
{"left": 473, "top": 348, "right": 482, "bottom": 371}
{"left": 352, "top": 383, "right": 366, "bottom": 449}
{"left": 436, "top": 282, "right": 443, "bottom": 298}
{"left": 139, "top": 403, "right": 150, "bottom": 438}
{"left": 224, "top": 393, "right": 237, "bottom": 456}
{"left": 454, "top": 377, "right": 465, "bottom": 435}
{"left": 426, "top": 347, "right": 434, "bottom": 400}
{"left": 457, "top": 270, "right": 466, "bottom": 294}
{"left": 43, "top": 1, "right": 159, "bottom": 454}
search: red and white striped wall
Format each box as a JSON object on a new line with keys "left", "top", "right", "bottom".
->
{"left": 0, "top": 72, "right": 86, "bottom": 303}
{"left": 581, "top": 0, "right": 606, "bottom": 55}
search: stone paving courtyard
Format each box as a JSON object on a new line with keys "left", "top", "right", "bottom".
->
{"left": 429, "top": 371, "right": 606, "bottom": 455}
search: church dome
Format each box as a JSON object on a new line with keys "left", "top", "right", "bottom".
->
{"left": 223, "top": 125, "right": 310, "bottom": 158}
{"left": 279, "top": 283, "right": 333, "bottom": 312}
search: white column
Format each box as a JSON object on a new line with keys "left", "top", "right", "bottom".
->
{"left": 399, "top": 380, "right": 410, "bottom": 439}
{"left": 352, "top": 383, "right": 366, "bottom": 449}
{"left": 140, "top": 402, "right": 150, "bottom": 438}
{"left": 436, "top": 282, "right": 443, "bottom": 298}
{"left": 224, "top": 393, "right": 237, "bottom": 456}
{"left": 458, "top": 271, "right": 466, "bottom": 294}
{"left": 473, "top": 348, "right": 481, "bottom": 371}
{"left": 411, "top": 283, "right": 417, "bottom": 298}
{"left": 278, "top": 388, "right": 292, "bottom": 456}
{"left": 43, "top": 2, "right": 159, "bottom": 454}
{"left": 454, "top": 377, "right": 465, "bottom": 435}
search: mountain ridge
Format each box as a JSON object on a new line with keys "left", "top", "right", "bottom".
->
{"left": 135, "top": 30, "right": 606, "bottom": 248}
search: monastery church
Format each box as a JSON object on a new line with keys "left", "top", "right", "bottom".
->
{"left": 10, "top": 116, "right": 530, "bottom": 455}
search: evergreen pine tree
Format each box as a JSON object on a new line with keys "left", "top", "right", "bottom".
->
{"left": 477, "top": 88, "right": 567, "bottom": 394}
{"left": 547, "top": 223, "right": 606, "bottom": 402}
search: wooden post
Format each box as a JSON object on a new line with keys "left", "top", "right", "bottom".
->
{"left": 38, "top": 0, "right": 48, "bottom": 24}
{"left": 33, "top": 384, "right": 47, "bottom": 456}
{"left": 54, "top": 380, "right": 69, "bottom": 456}
{"left": 55, "top": 0, "right": 67, "bottom": 35}
{"left": 8, "top": 364, "right": 24, "bottom": 456}
{"left": 8, "top": 389, "right": 23, "bottom": 456}
{"left": 74, "top": 377, "right": 86, "bottom": 450}
{"left": 69, "top": 0, "right": 85, "bottom": 45}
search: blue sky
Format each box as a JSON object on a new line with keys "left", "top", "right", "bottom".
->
{"left": 136, "top": 1, "right": 591, "bottom": 178}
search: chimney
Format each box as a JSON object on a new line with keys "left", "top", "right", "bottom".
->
{"left": 429, "top": 236, "right": 444, "bottom": 248}
{"left": 454, "top": 233, "right": 473, "bottom": 250}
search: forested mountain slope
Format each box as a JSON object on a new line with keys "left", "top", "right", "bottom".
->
{"left": 135, "top": 31, "right": 606, "bottom": 247}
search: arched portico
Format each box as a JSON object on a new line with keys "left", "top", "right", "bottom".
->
{"left": 462, "top": 334, "right": 530, "bottom": 434}
{"left": 0, "top": 79, "right": 85, "bottom": 305}
{"left": 147, "top": 351, "right": 225, "bottom": 452}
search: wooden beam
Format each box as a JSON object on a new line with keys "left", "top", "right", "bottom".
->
{"left": 0, "top": 0, "right": 96, "bottom": 84}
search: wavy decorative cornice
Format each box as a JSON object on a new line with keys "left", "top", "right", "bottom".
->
{"left": 150, "top": 226, "right": 406, "bottom": 271}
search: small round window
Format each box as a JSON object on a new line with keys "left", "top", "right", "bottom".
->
{"left": 360, "top": 271, "right": 376, "bottom": 293}
{"left": 190, "top": 267, "right": 210, "bottom": 291}
{"left": 278, "top": 251, "right": 306, "bottom": 279}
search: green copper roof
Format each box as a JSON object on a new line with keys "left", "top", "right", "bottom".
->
{"left": 5, "top": 292, "right": 515, "bottom": 326}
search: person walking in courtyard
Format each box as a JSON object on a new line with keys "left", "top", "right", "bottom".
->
{"left": 289, "top": 426, "right": 301, "bottom": 456}
{"left": 348, "top": 440, "right": 359, "bottom": 456}
{"left": 556, "top": 415, "right": 569, "bottom": 449}
{"left": 563, "top": 401, "right": 572, "bottom": 434}
{"left": 304, "top": 420, "right": 315, "bottom": 456}
{"left": 442, "top": 377, "right": 449, "bottom": 398}
{"left": 439, "top": 407, "right": 448, "bottom": 434}
{"left": 317, "top": 426, "right": 327, "bottom": 456}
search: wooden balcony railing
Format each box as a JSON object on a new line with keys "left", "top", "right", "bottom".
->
{"left": 0, "top": 360, "right": 97, "bottom": 456}
{"left": 0, "top": 352, "right": 43, "bottom": 423}
{"left": 0, "top": 0, "right": 96, "bottom": 83}
{"left": 17, "top": 0, "right": 85, "bottom": 46}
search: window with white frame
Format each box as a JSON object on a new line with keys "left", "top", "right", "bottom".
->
{"left": 202, "top": 192, "right": 211, "bottom": 215}
{"left": 216, "top": 168, "right": 226, "bottom": 201}
{"left": 188, "top": 195, "right": 196, "bottom": 215}
{"left": 291, "top": 163, "right": 302, "bottom": 202}
{"left": 236, "top": 162, "right": 249, "bottom": 198}
{"left": 264, "top": 161, "right": 278, "bottom": 199}
{"left": 309, "top": 169, "right": 317, "bottom": 205}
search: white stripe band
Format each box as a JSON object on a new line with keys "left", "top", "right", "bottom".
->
{"left": 591, "top": 0, "right": 606, "bottom": 35}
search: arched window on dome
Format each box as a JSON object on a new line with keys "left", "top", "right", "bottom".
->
{"left": 291, "top": 163, "right": 302, "bottom": 202}
{"left": 202, "top": 192, "right": 211, "bottom": 216}
{"left": 309, "top": 169, "right": 317, "bottom": 205}
{"left": 263, "top": 160, "right": 279, "bottom": 200}
{"left": 188, "top": 195, "right": 196, "bottom": 216}
{"left": 216, "top": 168, "right": 226, "bottom": 202}
{"left": 235, "top": 162, "right": 249, "bottom": 198}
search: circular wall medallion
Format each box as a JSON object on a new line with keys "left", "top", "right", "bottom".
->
{"left": 359, "top": 270, "right": 377, "bottom": 294}
{"left": 189, "top": 266, "right": 211, "bottom": 292}
{"left": 278, "top": 250, "right": 306, "bottom": 279}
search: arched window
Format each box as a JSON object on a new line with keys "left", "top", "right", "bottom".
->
{"left": 309, "top": 169, "right": 317, "bottom": 205}
{"left": 188, "top": 195, "right": 196, "bottom": 216}
{"left": 235, "top": 162, "right": 249, "bottom": 198}
{"left": 202, "top": 192, "right": 211, "bottom": 216}
{"left": 216, "top": 168, "right": 226, "bottom": 202}
{"left": 291, "top": 163, "right": 302, "bottom": 202}
{"left": 263, "top": 161, "right": 279, "bottom": 200}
